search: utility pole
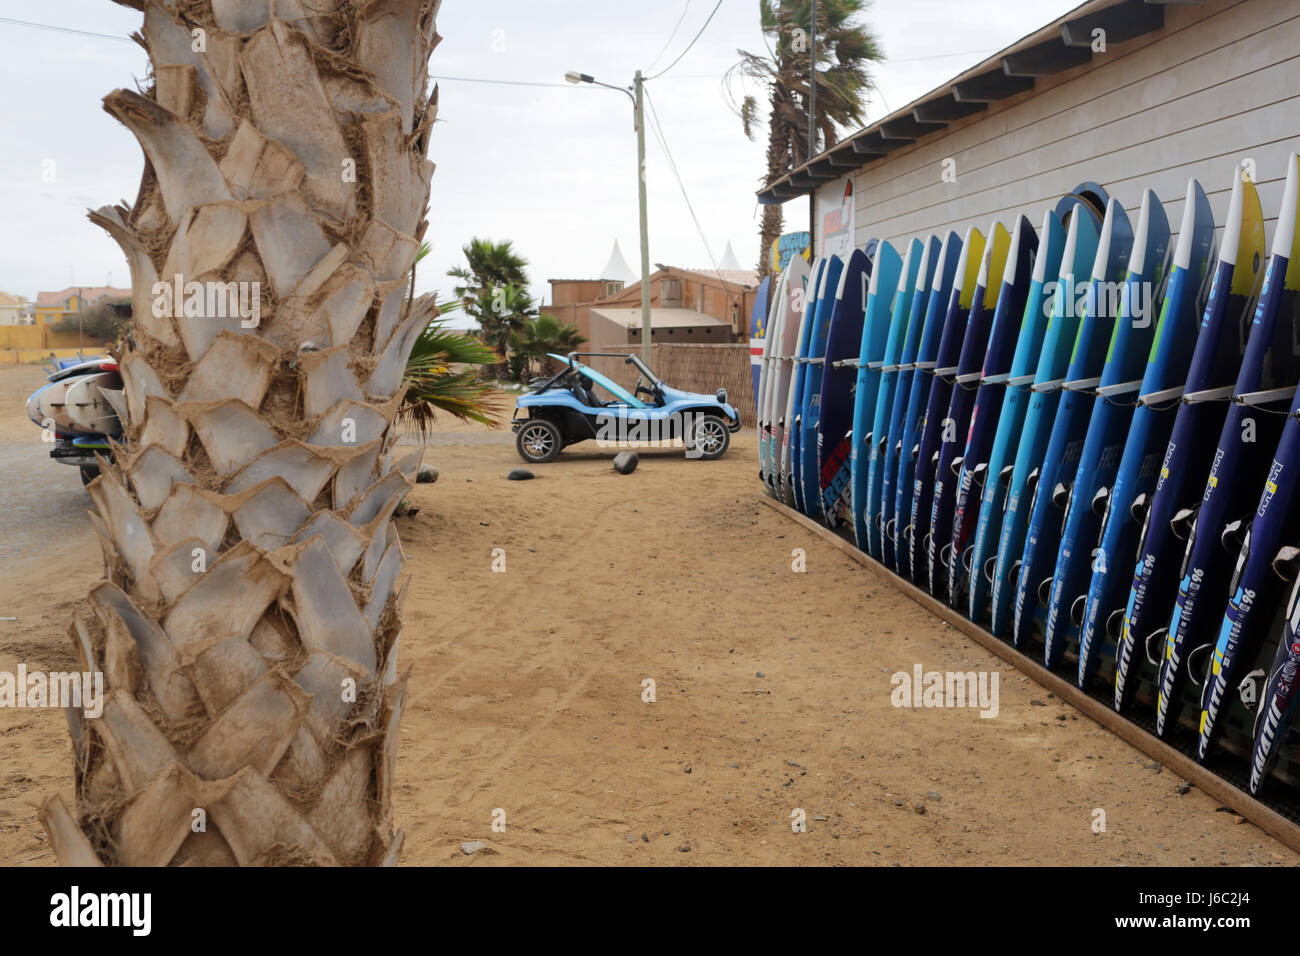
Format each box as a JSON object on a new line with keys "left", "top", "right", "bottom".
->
{"left": 634, "top": 70, "right": 652, "bottom": 363}
{"left": 809, "top": 0, "right": 818, "bottom": 257}
{"left": 809, "top": 0, "right": 817, "bottom": 161}
{"left": 565, "top": 68, "right": 654, "bottom": 362}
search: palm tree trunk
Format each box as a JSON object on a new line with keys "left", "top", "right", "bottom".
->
{"left": 39, "top": 0, "right": 443, "bottom": 866}
{"left": 758, "top": 91, "right": 788, "bottom": 279}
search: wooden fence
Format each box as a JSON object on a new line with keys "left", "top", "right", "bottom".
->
{"left": 581, "top": 343, "right": 757, "bottom": 425}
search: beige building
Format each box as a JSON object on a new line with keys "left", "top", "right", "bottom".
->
{"left": 0, "top": 292, "right": 29, "bottom": 325}
{"left": 548, "top": 265, "right": 760, "bottom": 352}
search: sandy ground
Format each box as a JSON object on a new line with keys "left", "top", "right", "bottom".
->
{"left": 0, "top": 362, "right": 1294, "bottom": 866}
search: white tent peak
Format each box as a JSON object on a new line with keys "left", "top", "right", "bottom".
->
{"left": 599, "top": 240, "right": 637, "bottom": 284}
{"left": 718, "top": 240, "right": 743, "bottom": 272}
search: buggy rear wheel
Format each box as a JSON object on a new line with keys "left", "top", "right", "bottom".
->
{"left": 516, "top": 419, "right": 562, "bottom": 463}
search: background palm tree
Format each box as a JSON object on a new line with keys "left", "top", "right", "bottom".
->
{"left": 727, "top": 0, "right": 883, "bottom": 277}
{"left": 448, "top": 238, "right": 535, "bottom": 375}
{"left": 400, "top": 298, "right": 502, "bottom": 435}
{"left": 507, "top": 313, "right": 586, "bottom": 382}
{"left": 40, "top": 0, "right": 443, "bottom": 866}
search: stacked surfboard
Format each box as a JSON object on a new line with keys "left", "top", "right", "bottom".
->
{"left": 756, "top": 154, "right": 1300, "bottom": 797}
{"left": 25, "top": 355, "right": 124, "bottom": 482}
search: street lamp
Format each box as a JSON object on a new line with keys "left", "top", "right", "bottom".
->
{"left": 566, "top": 68, "right": 653, "bottom": 362}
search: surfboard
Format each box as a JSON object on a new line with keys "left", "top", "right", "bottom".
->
{"left": 1092, "top": 180, "right": 1217, "bottom": 713}
{"left": 928, "top": 221, "right": 1011, "bottom": 597}
{"left": 26, "top": 373, "right": 115, "bottom": 438}
{"left": 1020, "top": 199, "right": 1134, "bottom": 666}
{"left": 1056, "top": 189, "right": 1172, "bottom": 688}
{"left": 1150, "top": 160, "right": 1300, "bottom": 734}
{"left": 948, "top": 216, "right": 1038, "bottom": 610}
{"left": 65, "top": 371, "right": 124, "bottom": 437}
{"left": 865, "top": 239, "right": 925, "bottom": 558}
{"left": 759, "top": 270, "right": 785, "bottom": 489}
{"left": 1193, "top": 165, "right": 1297, "bottom": 760}
{"left": 991, "top": 212, "right": 1101, "bottom": 640}
{"left": 968, "top": 208, "right": 1069, "bottom": 625}
{"left": 750, "top": 275, "right": 772, "bottom": 411}
{"left": 799, "top": 255, "right": 845, "bottom": 519}
{"left": 879, "top": 237, "right": 941, "bottom": 569}
{"left": 1250, "top": 574, "right": 1300, "bottom": 794}
{"left": 847, "top": 243, "right": 899, "bottom": 546}
{"left": 909, "top": 225, "right": 986, "bottom": 591}
{"left": 1109, "top": 169, "right": 1264, "bottom": 727}
{"left": 782, "top": 257, "right": 826, "bottom": 510}
{"left": 819, "top": 248, "right": 875, "bottom": 528}
{"left": 895, "top": 232, "right": 963, "bottom": 579}
{"left": 767, "top": 257, "right": 810, "bottom": 502}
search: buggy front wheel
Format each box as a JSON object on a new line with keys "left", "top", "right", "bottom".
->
{"left": 686, "top": 415, "right": 730, "bottom": 460}
{"left": 516, "top": 419, "right": 562, "bottom": 463}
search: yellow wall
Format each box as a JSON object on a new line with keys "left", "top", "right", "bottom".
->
{"left": 0, "top": 325, "right": 111, "bottom": 352}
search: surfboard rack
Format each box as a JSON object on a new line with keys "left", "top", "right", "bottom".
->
{"left": 760, "top": 494, "right": 1300, "bottom": 855}
{"left": 1138, "top": 383, "right": 1185, "bottom": 407}
{"left": 980, "top": 372, "right": 1013, "bottom": 386}
{"left": 1061, "top": 375, "right": 1103, "bottom": 393}
{"left": 1030, "top": 377, "right": 1066, "bottom": 394}
{"left": 1235, "top": 385, "right": 1298, "bottom": 408}
{"left": 1182, "top": 383, "right": 1237, "bottom": 404}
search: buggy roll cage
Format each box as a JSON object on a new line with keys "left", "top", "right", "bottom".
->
{"left": 534, "top": 352, "right": 662, "bottom": 393}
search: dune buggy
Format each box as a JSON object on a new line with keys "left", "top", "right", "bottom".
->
{"left": 511, "top": 352, "right": 740, "bottom": 464}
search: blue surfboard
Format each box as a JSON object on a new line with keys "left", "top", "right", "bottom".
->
{"left": 948, "top": 216, "right": 1039, "bottom": 609}
{"left": 1109, "top": 171, "right": 1264, "bottom": 728}
{"left": 991, "top": 212, "right": 1101, "bottom": 640}
{"left": 895, "top": 232, "right": 963, "bottom": 580}
{"left": 798, "top": 255, "right": 845, "bottom": 519}
{"left": 969, "top": 208, "right": 1069, "bottom": 625}
{"left": 1060, "top": 189, "right": 1172, "bottom": 688}
{"left": 929, "top": 222, "right": 1011, "bottom": 597}
{"left": 881, "top": 237, "right": 942, "bottom": 569}
{"left": 865, "top": 239, "right": 924, "bottom": 557}
{"left": 910, "top": 226, "right": 986, "bottom": 591}
{"left": 820, "top": 248, "right": 874, "bottom": 528}
{"left": 784, "top": 257, "right": 827, "bottom": 512}
{"left": 1092, "top": 180, "right": 1216, "bottom": 712}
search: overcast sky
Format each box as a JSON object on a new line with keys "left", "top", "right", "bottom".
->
{"left": 0, "top": 0, "right": 1083, "bottom": 322}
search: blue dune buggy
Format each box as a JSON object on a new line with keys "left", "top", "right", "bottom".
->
{"left": 511, "top": 352, "right": 741, "bottom": 463}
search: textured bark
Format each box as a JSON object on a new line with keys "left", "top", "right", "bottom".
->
{"left": 40, "top": 0, "right": 442, "bottom": 866}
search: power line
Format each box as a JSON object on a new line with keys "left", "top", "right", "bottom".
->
{"left": 0, "top": 16, "right": 133, "bottom": 42}
{"left": 647, "top": 0, "right": 692, "bottom": 74}
{"left": 642, "top": 86, "right": 729, "bottom": 289}
{"left": 646, "top": 0, "right": 725, "bottom": 81}
{"left": 429, "top": 74, "right": 578, "bottom": 88}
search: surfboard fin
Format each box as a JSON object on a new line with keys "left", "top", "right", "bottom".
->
{"left": 1220, "top": 517, "right": 1248, "bottom": 553}
{"left": 1106, "top": 608, "right": 1125, "bottom": 642}
{"left": 1170, "top": 506, "right": 1195, "bottom": 540}
{"left": 1051, "top": 481, "right": 1072, "bottom": 510}
{"left": 998, "top": 464, "right": 1014, "bottom": 487}
{"left": 961, "top": 545, "right": 974, "bottom": 573}
{"left": 950, "top": 455, "right": 965, "bottom": 477}
{"left": 1144, "top": 628, "right": 1167, "bottom": 667}
{"left": 1091, "top": 485, "right": 1110, "bottom": 517}
{"left": 970, "top": 462, "right": 988, "bottom": 488}
{"left": 883, "top": 518, "right": 896, "bottom": 542}
{"left": 938, "top": 542, "right": 953, "bottom": 570}
{"left": 910, "top": 443, "right": 920, "bottom": 462}
{"left": 1272, "top": 545, "right": 1300, "bottom": 582}
{"left": 863, "top": 430, "right": 873, "bottom": 453}
{"left": 1008, "top": 558, "right": 1021, "bottom": 582}
{"left": 877, "top": 434, "right": 888, "bottom": 455}
{"left": 1129, "top": 492, "right": 1149, "bottom": 524}
{"left": 1037, "top": 577, "right": 1052, "bottom": 607}
{"left": 983, "top": 555, "right": 998, "bottom": 583}
{"left": 1070, "top": 594, "right": 1087, "bottom": 627}
{"left": 1187, "top": 642, "right": 1215, "bottom": 686}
